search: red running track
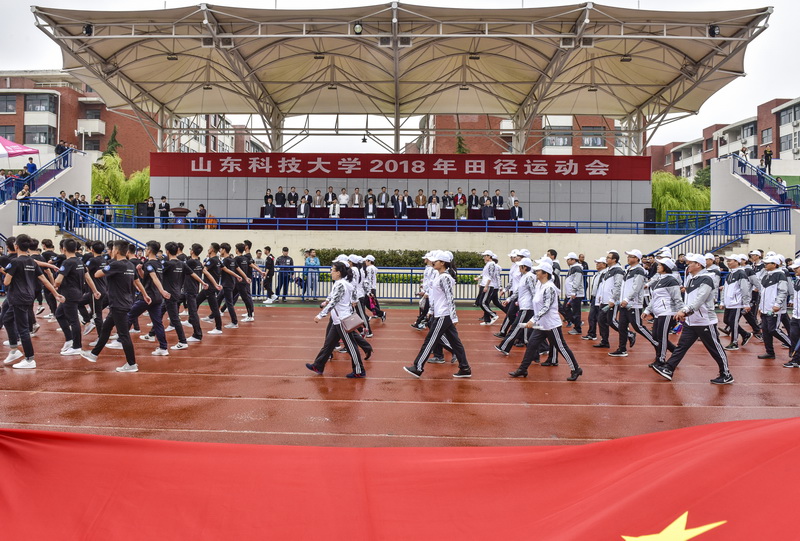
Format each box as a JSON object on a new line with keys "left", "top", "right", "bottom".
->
{"left": 1, "top": 304, "right": 799, "bottom": 446}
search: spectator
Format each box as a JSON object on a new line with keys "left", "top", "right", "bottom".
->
{"left": 275, "top": 247, "right": 294, "bottom": 302}
{"left": 481, "top": 198, "right": 495, "bottom": 220}
{"left": 777, "top": 177, "right": 787, "bottom": 203}
{"left": 92, "top": 195, "right": 103, "bottom": 220}
{"left": 301, "top": 189, "right": 312, "bottom": 205}
{"left": 763, "top": 145, "right": 774, "bottom": 175}
{"left": 305, "top": 249, "right": 320, "bottom": 300}
{"left": 510, "top": 199, "right": 523, "bottom": 220}
{"left": 415, "top": 189, "right": 426, "bottom": 208}
{"left": 675, "top": 253, "right": 687, "bottom": 273}
{"left": 103, "top": 197, "right": 113, "bottom": 223}
{"left": 351, "top": 187, "right": 363, "bottom": 208}
{"left": 263, "top": 188, "right": 272, "bottom": 206}
{"left": 145, "top": 196, "right": 156, "bottom": 228}
{"left": 158, "top": 196, "right": 170, "bottom": 228}
{"left": 427, "top": 196, "right": 441, "bottom": 219}
{"left": 507, "top": 190, "right": 518, "bottom": 208}
{"left": 16, "top": 183, "right": 31, "bottom": 222}
{"left": 739, "top": 146, "right": 748, "bottom": 173}
{"left": 26, "top": 157, "right": 37, "bottom": 176}
{"left": 252, "top": 249, "right": 265, "bottom": 297}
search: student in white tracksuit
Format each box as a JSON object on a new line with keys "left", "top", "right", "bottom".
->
{"left": 508, "top": 260, "right": 582, "bottom": 381}
{"left": 475, "top": 250, "right": 502, "bottom": 324}
{"left": 583, "top": 258, "right": 607, "bottom": 340}
{"left": 348, "top": 255, "right": 372, "bottom": 336}
{"left": 757, "top": 255, "right": 791, "bottom": 358}
{"left": 496, "top": 258, "right": 535, "bottom": 354}
{"left": 497, "top": 250, "right": 522, "bottom": 338}
{"left": 642, "top": 259, "right": 681, "bottom": 366}
{"left": 720, "top": 255, "right": 753, "bottom": 350}
{"left": 784, "top": 260, "right": 800, "bottom": 368}
{"left": 610, "top": 249, "right": 658, "bottom": 357}
{"left": 651, "top": 254, "right": 733, "bottom": 384}
{"left": 413, "top": 255, "right": 436, "bottom": 329}
{"left": 562, "top": 252, "right": 585, "bottom": 334}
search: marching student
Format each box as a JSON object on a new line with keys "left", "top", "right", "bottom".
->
{"left": 562, "top": 252, "right": 585, "bottom": 335}
{"left": 475, "top": 250, "right": 502, "bottom": 325}
{"left": 81, "top": 240, "right": 149, "bottom": 372}
{"left": 233, "top": 243, "right": 256, "bottom": 322}
{"left": 363, "top": 255, "right": 386, "bottom": 323}
{"left": 495, "top": 250, "right": 522, "bottom": 339}
{"left": 184, "top": 243, "right": 214, "bottom": 342}
{"left": 54, "top": 238, "right": 101, "bottom": 356}
{"left": 348, "top": 254, "right": 372, "bottom": 337}
{"left": 641, "top": 258, "right": 681, "bottom": 366}
{"left": 2, "top": 234, "right": 64, "bottom": 369}
{"left": 741, "top": 252, "right": 763, "bottom": 339}
{"left": 162, "top": 242, "right": 206, "bottom": 350}
{"left": 495, "top": 257, "right": 535, "bottom": 355}
{"left": 582, "top": 257, "right": 607, "bottom": 341}
{"left": 651, "top": 253, "right": 733, "bottom": 384}
{"left": 784, "top": 260, "right": 800, "bottom": 368}
{"left": 609, "top": 249, "right": 659, "bottom": 358}
{"left": 412, "top": 253, "right": 435, "bottom": 330}
{"left": 131, "top": 241, "right": 171, "bottom": 356}
{"left": 306, "top": 260, "right": 366, "bottom": 378}
{"left": 82, "top": 241, "right": 109, "bottom": 338}
{"left": 720, "top": 254, "right": 753, "bottom": 350}
{"left": 403, "top": 250, "right": 472, "bottom": 379}
{"left": 756, "top": 254, "right": 791, "bottom": 359}
{"left": 600, "top": 250, "right": 636, "bottom": 350}
{"left": 508, "top": 260, "right": 582, "bottom": 381}
{"left": 218, "top": 243, "right": 241, "bottom": 329}
{"left": 196, "top": 243, "right": 224, "bottom": 335}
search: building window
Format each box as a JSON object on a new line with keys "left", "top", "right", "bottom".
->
{"left": 750, "top": 147, "right": 758, "bottom": 160}
{"left": 741, "top": 123, "right": 756, "bottom": 138}
{"left": 84, "top": 108, "right": 102, "bottom": 120}
{"left": 779, "top": 109, "right": 793, "bottom": 126}
{"left": 0, "top": 95, "right": 15, "bottom": 113}
{"left": 24, "top": 94, "right": 57, "bottom": 113}
{"left": 664, "top": 154, "right": 671, "bottom": 166}
{"left": 24, "top": 125, "right": 57, "bottom": 145}
{"left": 780, "top": 134, "right": 793, "bottom": 152}
{"left": 0, "top": 126, "right": 14, "bottom": 142}
{"left": 705, "top": 137, "right": 714, "bottom": 151}
{"left": 84, "top": 139, "right": 101, "bottom": 151}
{"left": 85, "top": 85, "right": 94, "bottom": 93}
{"left": 544, "top": 126, "right": 572, "bottom": 147}
{"left": 718, "top": 136, "right": 727, "bottom": 146}
{"left": 794, "top": 132, "right": 800, "bottom": 148}
{"left": 762, "top": 128, "right": 773, "bottom": 145}
{"left": 581, "top": 127, "right": 605, "bottom": 147}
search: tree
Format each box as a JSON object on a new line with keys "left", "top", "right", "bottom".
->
{"left": 693, "top": 167, "right": 711, "bottom": 188}
{"left": 91, "top": 153, "right": 150, "bottom": 205}
{"left": 651, "top": 170, "right": 710, "bottom": 222}
{"left": 455, "top": 133, "right": 470, "bottom": 154}
{"left": 103, "top": 125, "right": 122, "bottom": 157}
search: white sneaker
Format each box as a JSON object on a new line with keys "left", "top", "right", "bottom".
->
{"left": 201, "top": 317, "right": 213, "bottom": 323}
{"left": 240, "top": 312, "right": 249, "bottom": 317}
{"left": 186, "top": 336, "right": 201, "bottom": 343}
{"left": 263, "top": 298, "right": 273, "bottom": 304}
{"left": 178, "top": 310, "right": 189, "bottom": 316}
{"left": 60, "top": 347, "right": 82, "bottom": 356}
{"left": 241, "top": 316, "right": 254, "bottom": 322}
{"left": 83, "top": 321, "right": 96, "bottom": 335}
{"left": 110, "top": 333, "right": 119, "bottom": 340}
{"left": 208, "top": 329, "right": 223, "bottom": 335}
{"left": 139, "top": 334, "right": 155, "bottom": 342}
{"left": 224, "top": 323, "right": 239, "bottom": 329}
{"left": 146, "top": 322, "right": 153, "bottom": 327}
{"left": 165, "top": 325, "right": 175, "bottom": 332}
{"left": 151, "top": 348, "right": 169, "bottom": 356}
{"left": 116, "top": 363, "right": 138, "bottom": 372}
{"left": 271, "top": 294, "right": 278, "bottom": 300}
{"left": 36, "top": 306, "right": 46, "bottom": 315}
{"left": 170, "top": 342, "right": 188, "bottom": 350}
{"left": 107, "top": 340, "right": 124, "bottom": 350}
{"left": 181, "top": 320, "right": 193, "bottom": 328}
{"left": 3, "top": 349, "right": 23, "bottom": 365}
{"left": 89, "top": 339, "right": 99, "bottom": 347}
{"left": 129, "top": 329, "right": 141, "bottom": 334}
{"left": 31, "top": 323, "right": 40, "bottom": 334}
{"left": 80, "top": 350, "right": 97, "bottom": 363}
{"left": 3, "top": 340, "right": 9, "bottom": 347}
{"left": 61, "top": 340, "right": 73, "bottom": 353}
{"left": 13, "top": 359, "right": 36, "bottom": 369}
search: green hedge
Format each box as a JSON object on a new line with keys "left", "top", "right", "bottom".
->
{"left": 309, "top": 248, "right": 486, "bottom": 269}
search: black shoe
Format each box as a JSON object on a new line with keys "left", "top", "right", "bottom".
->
{"left": 541, "top": 359, "right": 558, "bottom": 367}
{"left": 508, "top": 369, "right": 528, "bottom": 378}
{"left": 514, "top": 342, "right": 526, "bottom": 348}
{"left": 410, "top": 323, "right": 421, "bottom": 329}
{"left": 306, "top": 363, "right": 323, "bottom": 374}
{"left": 741, "top": 333, "right": 753, "bottom": 347}
{"left": 724, "top": 344, "right": 739, "bottom": 351}
{"left": 403, "top": 366, "right": 422, "bottom": 378}
{"left": 567, "top": 368, "right": 583, "bottom": 381}
{"left": 757, "top": 354, "right": 776, "bottom": 359}
{"left": 651, "top": 363, "right": 673, "bottom": 381}
{"left": 493, "top": 332, "right": 506, "bottom": 338}
{"left": 493, "top": 345, "right": 509, "bottom": 356}
{"left": 783, "top": 360, "right": 800, "bottom": 368}
{"left": 710, "top": 373, "right": 734, "bottom": 385}
{"left": 381, "top": 314, "right": 386, "bottom": 323}
{"left": 450, "top": 355, "right": 458, "bottom": 364}
{"left": 346, "top": 371, "right": 366, "bottom": 378}
{"left": 608, "top": 349, "right": 628, "bottom": 357}
{"left": 719, "top": 327, "right": 731, "bottom": 336}
{"left": 593, "top": 342, "right": 610, "bottom": 348}
{"left": 364, "top": 349, "right": 373, "bottom": 360}
{"left": 427, "top": 356, "right": 445, "bottom": 364}
{"left": 581, "top": 335, "right": 597, "bottom": 340}
{"left": 628, "top": 333, "right": 637, "bottom": 348}
{"left": 453, "top": 368, "right": 472, "bottom": 378}
{"left": 754, "top": 333, "right": 763, "bottom": 341}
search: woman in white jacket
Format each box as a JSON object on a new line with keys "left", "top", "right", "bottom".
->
{"left": 642, "top": 258, "right": 682, "bottom": 367}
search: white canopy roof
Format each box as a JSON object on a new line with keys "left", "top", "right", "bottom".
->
{"left": 32, "top": 2, "right": 772, "bottom": 151}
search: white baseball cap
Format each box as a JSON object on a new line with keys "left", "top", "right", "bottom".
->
{"left": 333, "top": 254, "right": 349, "bottom": 263}
{"left": 348, "top": 254, "right": 362, "bottom": 264}
{"left": 430, "top": 250, "right": 452, "bottom": 263}
{"left": 594, "top": 257, "right": 606, "bottom": 264}
{"left": 685, "top": 253, "right": 707, "bottom": 267}
{"left": 749, "top": 250, "right": 761, "bottom": 256}
{"left": 656, "top": 258, "right": 676, "bottom": 270}
{"left": 364, "top": 255, "right": 375, "bottom": 262}
{"left": 724, "top": 254, "right": 738, "bottom": 261}
{"left": 704, "top": 253, "right": 714, "bottom": 260}
{"left": 518, "top": 249, "right": 531, "bottom": 258}
{"left": 481, "top": 250, "right": 496, "bottom": 258}
{"left": 533, "top": 261, "right": 553, "bottom": 274}
{"left": 657, "top": 248, "right": 672, "bottom": 257}
{"left": 625, "top": 249, "right": 643, "bottom": 259}
{"left": 423, "top": 252, "right": 434, "bottom": 260}
{"left": 508, "top": 249, "right": 520, "bottom": 258}
{"left": 764, "top": 255, "right": 781, "bottom": 265}
{"left": 766, "top": 251, "right": 776, "bottom": 257}
{"left": 565, "top": 252, "right": 579, "bottom": 260}
{"left": 791, "top": 261, "right": 800, "bottom": 270}
{"left": 518, "top": 257, "right": 533, "bottom": 268}
{"left": 738, "top": 254, "right": 749, "bottom": 263}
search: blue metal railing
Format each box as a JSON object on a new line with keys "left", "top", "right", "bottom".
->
{"left": 650, "top": 204, "right": 791, "bottom": 257}
{"left": 0, "top": 149, "right": 76, "bottom": 204}
{"left": 730, "top": 154, "right": 799, "bottom": 207}
{"left": 19, "top": 197, "right": 144, "bottom": 249}
{"left": 663, "top": 210, "right": 727, "bottom": 235}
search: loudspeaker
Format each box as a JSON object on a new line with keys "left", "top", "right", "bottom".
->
{"left": 136, "top": 202, "right": 148, "bottom": 217}
{"left": 643, "top": 207, "right": 657, "bottom": 235}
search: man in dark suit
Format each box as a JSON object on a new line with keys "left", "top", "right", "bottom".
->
{"left": 297, "top": 198, "right": 310, "bottom": 218}
{"left": 427, "top": 189, "right": 438, "bottom": 204}
{"left": 263, "top": 196, "right": 276, "bottom": 218}
{"left": 364, "top": 196, "right": 378, "bottom": 218}
{"left": 480, "top": 190, "right": 491, "bottom": 207}
{"left": 481, "top": 199, "right": 495, "bottom": 220}
{"left": 274, "top": 186, "right": 286, "bottom": 207}
{"left": 510, "top": 199, "right": 523, "bottom": 221}
{"left": 441, "top": 190, "right": 453, "bottom": 209}
{"left": 468, "top": 189, "right": 480, "bottom": 210}
{"left": 492, "top": 189, "right": 504, "bottom": 209}
{"left": 393, "top": 194, "right": 408, "bottom": 219}
{"left": 403, "top": 190, "right": 413, "bottom": 208}
{"left": 390, "top": 189, "right": 401, "bottom": 208}
{"left": 377, "top": 187, "right": 390, "bottom": 208}
{"left": 286, "top": 187, "right": 299, "bottom": 207}
{"left": 324, "top": 186, "right": 336, "bottom": 207}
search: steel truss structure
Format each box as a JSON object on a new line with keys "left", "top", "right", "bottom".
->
{"left": 32, "top": 2, "right": 771, "bottom": 154}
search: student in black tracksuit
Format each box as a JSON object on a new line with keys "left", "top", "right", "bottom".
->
{"left": 162, "top": 242, "right": 205, "bottom": 350}
{"left": 197, "top": 243, "right": 224, "bottom": 334}
{"left": 54, "top": 238, "right": 100, "bottom": 356}
{"left": 83, "top": 241, "right": 109, "bottom": 338}
{"left": 219, "top": 243, "right": 240, "bottom": 328}
{"left": 185, "top": 243, "right": 213, "bottom": 342}
{"left": 233, "top": 243, "right": 256, "bottom": 321}
{"left": 129, "top": 241, "right": 170, "bottom": 355}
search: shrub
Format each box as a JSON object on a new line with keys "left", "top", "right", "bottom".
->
{"left": 307, "top": 248, "right": 485, "bottom": 269}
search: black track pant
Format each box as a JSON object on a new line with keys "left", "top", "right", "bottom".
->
{"left": 499, "top": 302, "right": 520, "bottom": 336}
{"left": 415, "top": 297, "right": 430, "bottom": 327}
{"left": 311, "top": 321, "right": 364, "bottom": 375}
{"left": 518, "top": 327, "right": 578, "bottom": 372}
{"left": 476, "top": 287, "right": 499, "bottom": 322}
{"left": 789, "top": 319, "right": 800, "bottom": 362}
{"left": 356, "top": 297, "right": 371, "bottom": 334}
{"left": 761, "top": 312, "right": 790, "bottom": 355}
{"left": 651, "top": 315, "right": 677, "bottom": 365}
{"left": 43, "top": 288, "right": 57, "bottom": 314}
{"left": 665, "top": 323, "right": 729, "bottom": 376}
{"left": 587, "top": 301, "right": 600, "bottom": 337}
{"left": 128, "top": 300, "right": 167, "bottom": 350}
{"left": 221, "top": 288, "right": 237, "bottom": 324}
{"left": 598, "top": 305, "right": 618, "bottom": 344}
{"left": 197, "top": 287, "right": 222, "bottom": 331}
{"left": 235, "top": 282, "right": 255, "bottom": 318}
{"left": 618, "top": 306, "right": 658, "bottom": 352}
{"left": 744, "top": 292, "right": 761, "bottom": 334}
{"left": 6, "top": 304, "right": 33, "bottom": 358}
{"left": 563, "top": 297, "right": 582, "bottom": 331}
{"left": 412, "top": 316, "right": 470, "bottom": 373}
{"left": 185, "top": 293, "right": 202, "bottom": 339}
{"left": 55, "top": 300, "right": 82, "bottom": 349}
{"left": 164, "top": 298, "right": 186, "bottom": 343}
{"left": 723, "top": 307, "right": 751, "bottom": 345}
{"left": 92, "top": 308, "right": 135, "bottom": 365}
{"left": 499, "top": 309, "right": 533, "bottom": 352}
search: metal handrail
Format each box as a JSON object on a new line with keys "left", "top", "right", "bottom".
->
{"left": 0, "top": 149, "right": 76, "bottom": 204}
{"left": 730, "top": 154, "right": 797, "bottom": 207}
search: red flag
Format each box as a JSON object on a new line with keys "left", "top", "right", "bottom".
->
{"left": 1, "top": 418, "right": 798, "bottom": 539}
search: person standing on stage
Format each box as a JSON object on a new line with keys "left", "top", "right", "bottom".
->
{"left": 508, "top": 260, "right": 582, "bottom": 381}
{"left": 54, "top": 238, "right": 101, "bottom": 356}
{"left": 306, "top": 260, "right": 366, "bottom": 378}
{"left": 158, "top": 196, "right": 170, "bottom": 229}
{"left": 80, "top": 240, "right": 148, "bottom": 372}
{"left": 651, "top": 253, "right": 733, "bottom": 384}
{"left": 404, "top": 251, "right": 472, "bottom": 378}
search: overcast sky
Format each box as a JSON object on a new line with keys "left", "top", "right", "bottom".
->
{"left": 3, "top": 0, "right": 794, "bottom": 150}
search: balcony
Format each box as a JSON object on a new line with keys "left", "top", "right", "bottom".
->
{"left": 24, "top": 111, "right": 58, "bottom": 127}
{"left": 77, "top": 118, "right": 106, "bottom": 135}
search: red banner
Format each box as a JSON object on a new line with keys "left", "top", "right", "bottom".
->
{"left": 151, "top": 152, "right": 650, "bottom": 180}
{"left": 2, "top": 419, "right": 799, "bottom": 539}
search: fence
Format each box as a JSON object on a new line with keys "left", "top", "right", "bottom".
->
{"left": 0, "top": 149, "right": 75, "bottom": 204}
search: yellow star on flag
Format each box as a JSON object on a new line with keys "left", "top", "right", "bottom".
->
{"left": 621, "top": 511, "right": 726, "bottom": 540}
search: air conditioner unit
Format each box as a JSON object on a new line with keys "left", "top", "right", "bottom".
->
{"left": 218, "top": 36, "right": 234, "bottom": 49}
{"left": 580, "top": 37, "right": 594, "bottom": 48}
{"left": 201, "top": 37, "right": 215, "bottom": 48}
{"left": 377, "top": 36, "right": 392, "bottom": 47}
{"left": 559, "top": 37, "right": 575, "bottom": 49}
{"left": 740, "top": 139, "right": 748, "bottom": 145}
{"left": 793, "top": 120, "right": 800, "bottom": 127}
